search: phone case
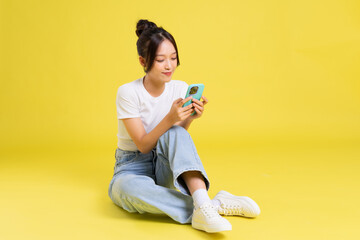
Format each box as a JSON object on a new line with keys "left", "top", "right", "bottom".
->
{"left": 182, "top": 84, "right": 205, "bottom": 115}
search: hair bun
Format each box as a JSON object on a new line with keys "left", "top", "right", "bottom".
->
{"left": 136, "top": 19, "right": 158, "bottom": 37}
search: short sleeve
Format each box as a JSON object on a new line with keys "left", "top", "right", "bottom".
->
{"left": 116, "top": 85, "right": 140, "bottom": 119}
{"left": 181, "top": 82, "right": 189, "bottom": 98}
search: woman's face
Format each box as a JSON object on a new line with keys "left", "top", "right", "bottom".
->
{"left": 145, "top": 39, "right": 178, "bottom": 83}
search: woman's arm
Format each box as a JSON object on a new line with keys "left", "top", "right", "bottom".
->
{"left": 175, "top": 118, "right": 193, "bottom": 130}
{"left": 122, "top": 97, "right": 194, "bottom": 154}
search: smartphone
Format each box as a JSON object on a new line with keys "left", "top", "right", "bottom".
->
{"left": 182, "top": 84, "right": 205, "bottom": 115}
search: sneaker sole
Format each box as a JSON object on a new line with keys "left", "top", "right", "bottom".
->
{"left": 216, "top": 191, "right": 261, "bottom": 217}
{"left": 192, "top": 220, "right": 232, "bottom": 233}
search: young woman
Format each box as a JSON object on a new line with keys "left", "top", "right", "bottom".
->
{"left": 108, "top": 19, "right": 261, "bottom": 233}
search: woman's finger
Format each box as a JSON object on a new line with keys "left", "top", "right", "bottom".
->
{"left": 183, "top": 106, "right": 194, "bottom": 113}
{"left": 193, "top": 106, "right": 201, "bottom": 116}
{"left": 201, "top": 96, "right": 209, "bottom": 105}
{"left": 179, "top": 96, "right": 193, "bottom": 106}
{"left": 173, "top": 98, "right": 183, "bottom": 105}
{"left": 191, "top": 98, "right": 204, "bottom": 107}
{"left": 193, "top": 103, "right": 204, "bottom": 112}
{"left": 182, "top": 109, "right": 194, "bottom": 119}
{"left": 182, "top": 103, "right": 194, "bottom": 112}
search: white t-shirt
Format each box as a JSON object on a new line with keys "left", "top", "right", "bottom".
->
{"left": 116, "top": 76, "right": 189, "bottom": 151}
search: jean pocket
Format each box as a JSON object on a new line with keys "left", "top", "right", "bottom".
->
{"left": 115, "top": 149, "right": 137, "bottom": 166}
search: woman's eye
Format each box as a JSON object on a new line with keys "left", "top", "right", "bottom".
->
{"left": 156, "top": 58, "right": 176, "bottom": 62}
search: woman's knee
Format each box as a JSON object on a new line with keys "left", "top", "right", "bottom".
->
{"left": 169, "top": 125, "right": 188, "bottom": 135}
{"left": 110, "top": 174, "right": 160, "bottom": 214}
{"left": 160, "top": 125, "right": 189, "bottom": 142}
{"left": 111, "top": 174, "right": 153, "bottom": 198}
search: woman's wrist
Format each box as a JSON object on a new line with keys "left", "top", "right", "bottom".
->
{"left": 177, "top": 117, "right": 193, "bottom": 130}
{"left": 165, "top": 113, "right": 177, "bottom": 126}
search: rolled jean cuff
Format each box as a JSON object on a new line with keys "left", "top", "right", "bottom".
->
{"left": 174, "top": 168, "right": 210, "bottom": 196}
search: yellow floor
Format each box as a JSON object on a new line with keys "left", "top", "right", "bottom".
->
{"left": 1, "top": 138, "right": 359, "bottom": 240}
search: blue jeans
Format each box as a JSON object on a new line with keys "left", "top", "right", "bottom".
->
{"left": 108, "top": 125, "right": 210, "bottom": 224}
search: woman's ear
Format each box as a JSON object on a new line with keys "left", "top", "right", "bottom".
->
{"left": 139, "top": 56, "right": 146, "bottom": 67}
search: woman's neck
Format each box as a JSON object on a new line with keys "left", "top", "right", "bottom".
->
{"left": 143, "top": 75, "right": 166, "bottom": 97}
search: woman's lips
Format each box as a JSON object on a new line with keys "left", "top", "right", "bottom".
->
{"left": 162, "top": 72, "right": 172, "bottom": 76}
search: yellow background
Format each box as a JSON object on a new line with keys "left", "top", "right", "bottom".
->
{"left": 1, "top": 0, "right": 359, "bottom": 239}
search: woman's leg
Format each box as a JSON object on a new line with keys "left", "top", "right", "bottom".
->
{"left": 156, "top": 126, "right": 212, "bottom": 208}
{"left": 155, "top": 125, "right": 232, "bottom": 233}
{"left": 155, "top": 125, "right": 212, "bottom": 208}
{"left": 181, "top": 171, "right": 215, "bottom": 211}
{"left": 108, "top": 148, "right": 194, "bottom": 224}
{"left": 181, "top": 171, "right": 207, "bottom": 195}
{"left": 155, "top": 125, "right": 210, "bottom": 195}
{"left": 109, "top": 173, "right": 194, "bottom": 224}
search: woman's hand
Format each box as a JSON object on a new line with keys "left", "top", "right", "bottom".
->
{"left": 167, "top": 96, "right": 195, "bottom": 124}
{"left": 189, "top": 96, "right": 208, "bottom": 120}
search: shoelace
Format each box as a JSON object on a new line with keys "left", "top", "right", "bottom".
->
{"left": 220, "top": 204, "right": 245, "bottom": 216}
{"left": 200, "top": 204, "right": 222, "bottom": 219}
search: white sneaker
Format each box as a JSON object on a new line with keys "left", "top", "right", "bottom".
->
{"left": 213, "top": 190, "right": 261, "bottom": 218}
{"left": 192, "top": 202, "right": 232, "bottom": 233}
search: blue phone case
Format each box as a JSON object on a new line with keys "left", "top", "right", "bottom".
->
{"left": 182, "top": 84, "right": 205, "bottom": 115}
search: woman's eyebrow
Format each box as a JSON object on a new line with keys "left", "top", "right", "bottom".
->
{"left": 156, "top": 52, "right": 177, "bottom": 56}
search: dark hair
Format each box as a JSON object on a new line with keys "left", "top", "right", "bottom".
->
{"left": 136, "top": 19, "right": 180, "bottom": 73}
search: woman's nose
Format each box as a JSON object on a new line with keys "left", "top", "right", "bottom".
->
{"left": 165, "top": 59, "right": 171, "bottom": 69}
